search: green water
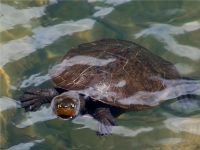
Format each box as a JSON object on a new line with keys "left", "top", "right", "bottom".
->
{"left": 0, "top": 0, "right": 200, "bottom": 150}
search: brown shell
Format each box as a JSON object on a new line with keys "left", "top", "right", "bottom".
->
{"left": 50, "top": 39, "right": 180, "bottom": 110}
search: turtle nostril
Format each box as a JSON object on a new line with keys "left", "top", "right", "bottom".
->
{"left": 57, "top": 104, "right": 61, "bottom": 108}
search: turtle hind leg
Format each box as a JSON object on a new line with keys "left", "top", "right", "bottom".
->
{"left": 93, "top": 108, "right": 116, "bottom": 136}
{"left": 20, "top": 87, "right": 64, "bottom": 112}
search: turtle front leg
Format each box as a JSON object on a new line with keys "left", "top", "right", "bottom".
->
{"left": 93, "top": 108, "right": 116, "bottom": 136}
{"left": 20, "top": 88, "right": 64, "bottom": 111}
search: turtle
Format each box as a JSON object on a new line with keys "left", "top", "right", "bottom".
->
{"left": 20, "top": 39, "right": 190, "bottom": 135}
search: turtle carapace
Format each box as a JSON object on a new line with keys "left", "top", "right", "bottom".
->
{"left": 20, "top": 39, "right": 185, "bottom": 135}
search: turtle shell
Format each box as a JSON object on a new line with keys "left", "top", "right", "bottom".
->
{"left": 50, "top": 39, "right": 180, "bottom": 110}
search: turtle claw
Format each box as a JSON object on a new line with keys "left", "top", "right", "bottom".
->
{"left": 96, "top": 121, "right": 113, "bottom": 136}
{"left": 94, "top": 108, "right": 116, "bottom": 136}
{"left": 20, "top": 94, "right": 42, "bottom": 112}
{"left": 19, "top": 88, "right": 59, "bottom": 112}
{"left": 21, "top": 99, "right": 38, "bottom": 107}
{"left": 24, "top": 101, "right": 41, "bottom": 112}
{"left": 20, "top": 94, "right": 38, "bottom": 102}
{"left": 23, "top": 88, "right": 42, "bottom": 95}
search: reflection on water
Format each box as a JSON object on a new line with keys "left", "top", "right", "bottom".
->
{"left": 157, "top": 137, "right": 182, "bottom": 145}
{"left": 0, "top": 0, "right": 200, "bottom": 149}
{"left": 164, "top": 115, "right": 200, "bottom": 135}
{"left": 0, "top": 18, "right": 95, "bottom": 66}
{"left": 5, "top": 139, "right": 44, "bottom": 150}
{"left": 0, "top": 97, "right": 19, "bottom": 112}
{"left": 135, "top": 21, "right": 200, "bottom": 61}
{"left": 0, "top": 3, "right": 46, "bottom": 32}
{"left": 93, "top": 7, "right": 114, "bottom": 18}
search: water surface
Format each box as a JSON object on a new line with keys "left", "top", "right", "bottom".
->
{"left": 0, "top": 0, "right": 200, "bottom": 149}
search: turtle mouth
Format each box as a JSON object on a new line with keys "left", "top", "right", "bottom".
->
{"left": 57, "top": 114, "right": 73, "bottom": 119}
{"left": 56, "top": 107, "right": 76, "bottom": 120}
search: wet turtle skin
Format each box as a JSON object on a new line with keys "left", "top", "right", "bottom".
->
{"left": 20, "top": 39, "right": 182, "bottom": 135}
{"left": 50, "top": 39, "right": 180, "bottom": 110}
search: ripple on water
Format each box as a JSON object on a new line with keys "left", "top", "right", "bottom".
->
{"left": 6, "top": 139, "right": 44, "bottom": 150}
{"left": 0, "top": 18, "right": 95, "bottom": 67}
{"left": 164, "top": 115, "right": 200, "bottom": 135}
{"left": 1, "top": 0, "right": 200, "bottom": 149}
{"left": 135, "top": 21, "right": 200, "bottom": 61}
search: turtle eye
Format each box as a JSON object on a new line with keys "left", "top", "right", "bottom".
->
{"left": 71, "top": 103, "right": 75, "bottom": 108}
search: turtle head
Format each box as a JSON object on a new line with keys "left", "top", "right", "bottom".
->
{"left": 51, "top": 92, "right": 80, "bottom": 120}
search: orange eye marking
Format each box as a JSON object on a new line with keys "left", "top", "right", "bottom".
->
{"left": 56, "top": 108, "right": 76, "bottom": 117}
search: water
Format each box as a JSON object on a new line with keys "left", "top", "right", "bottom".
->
{"left": 0, "top": 0, "right": 200, "bottom": 149}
